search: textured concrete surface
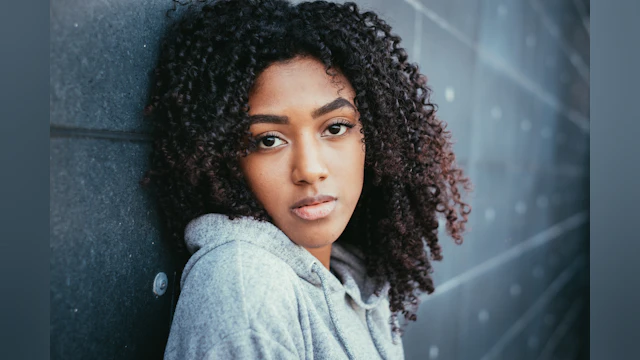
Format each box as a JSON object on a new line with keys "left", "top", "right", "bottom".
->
{"left": 50, "top": 138, "right": 182, "bottom": 359}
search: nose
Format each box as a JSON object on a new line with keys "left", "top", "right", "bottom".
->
{"left": 291, "top": 137, "right": 329, "bottom": 185}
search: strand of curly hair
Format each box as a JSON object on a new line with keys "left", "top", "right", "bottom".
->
{"left": 142, "top": 0, "right": 472, "bottom": 336}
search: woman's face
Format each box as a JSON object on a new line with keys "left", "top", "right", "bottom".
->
{"left": 239, "top": 56, "right": 365, "bottom": 252}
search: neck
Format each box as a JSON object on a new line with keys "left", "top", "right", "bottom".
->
{"left": 305, "top": 244, "right": 332, "bottom": 270}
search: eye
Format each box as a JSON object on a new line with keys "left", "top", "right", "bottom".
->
{"left": 322, "top": 120, "right": 354, "bottom": 137}
{"left": 256, "top": 134, "right": 286, "bottom": 149}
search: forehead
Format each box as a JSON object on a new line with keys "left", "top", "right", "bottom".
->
{"left": 249, "top": 56, "right": 355, "bottom": 112}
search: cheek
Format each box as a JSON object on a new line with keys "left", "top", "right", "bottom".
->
{"left": 240, "top": 157, "right": 284, "bottom": 208}
{"left": 332, "top": 139, "right": 365, "bottom": 192}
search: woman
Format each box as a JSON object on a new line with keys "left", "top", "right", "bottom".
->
{"left": 143, "top": 0, "right": 472, "bottom": 358}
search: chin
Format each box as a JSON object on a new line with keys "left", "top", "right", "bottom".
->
{"left": 296, "top": 236, "right": 337, "bottom": 249}
{"left": 272, "top": 209, "right": 352, "bottom": 248}
{"left": 285, "top": 223, "right": 345, "bottom": 249}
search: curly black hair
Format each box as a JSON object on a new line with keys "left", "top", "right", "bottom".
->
{"left": 143, "top": 0, "right": 472, "bottom": 334}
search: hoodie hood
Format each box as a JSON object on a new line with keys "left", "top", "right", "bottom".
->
{"left": 183, "top": 213, "right": 389, "bottom": 310}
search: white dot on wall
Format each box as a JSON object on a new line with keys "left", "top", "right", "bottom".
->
{"left": 536, "top": 195, "right": 549, "bottom": 208}
{"left": 541, "top": 127, "right": 552, "bottom": 139}
{"left": 528, "top": 336, "right": 540, "bottom": 349}
{"left": 520, "top": 119, "right": 532, "bottom": 132}
{"left": 74, "top": 23, "right": 79, "bottom": 27}
{"left": 532, "top": 265, "right": 544, "bottom": 278}
{"left": 484, "top": 208, "right": 496, "bottom": 222}
{"left": 515, "top": 201, "right": 527, "bottom": 215}
{"left": 478, "top": 309, "right": 490, "bottom": 323}
{"left": 525, "top": 35, "right": 536, "bottom": 48}
{"left": 509, "top": 283, "right": 522, "bottom": 297}
{"left": 444, "top": 87, "right": 455, "bottom": 102}
{"left": 490, "top": 106, "right": 502, "bottom": 120}
{"left": 497, "top": 4, "right": 507, "bottom": 16}
{"left": 429, "top": 345, "right": 440, "bottom": 359}
{"left": 544, "top": 313, "right": 556, "bottom": 326}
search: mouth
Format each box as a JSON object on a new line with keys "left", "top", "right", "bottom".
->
{"left": 291, "top": 195, "right": 337, "bottom": 221}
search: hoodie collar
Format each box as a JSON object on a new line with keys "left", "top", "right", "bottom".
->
{"left": 184, "top": 213, "right": 388, "bottom": 308}
{"left": 330, "top": 241, "right": 390, "bottom": 310}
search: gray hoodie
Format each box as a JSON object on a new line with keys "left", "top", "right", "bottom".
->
{"left": 164, "top": 213, "right": 405, "bottom": 359}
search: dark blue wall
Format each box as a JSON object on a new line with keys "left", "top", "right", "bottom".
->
{"left": 50, "top": 0, "right": 182, "bottom": 358}
{"left": 51, "top": 0, "right": 590, "bottom": 359}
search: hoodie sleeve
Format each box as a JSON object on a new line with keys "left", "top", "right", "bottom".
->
{"left": 203, "top": 328, "right": 299, "bottom": 359}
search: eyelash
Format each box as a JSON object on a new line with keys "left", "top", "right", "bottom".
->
{"left": 254, "top": 119, "right": 355, "bottom": 150}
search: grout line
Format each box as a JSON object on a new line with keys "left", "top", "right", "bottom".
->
{"left": 50, "top": 125, "right": 152, "bottom": 142}
{"left": 403, "top": 0, "right": 590, "bottom": 133}
{"left": 571, "top": 0, "right": 590, "bottom": 37}
{"left": 421, "top": 211, "right": 588, "bottom": 301}
{"left": 403, "top": 0, "right": 476, "bottom": 50}
{"left": 529, "top": 0, "right": 590, "bottom": 84}
{"left": 536, "top": 297, "right": 585, "bottom": 360}
{"left": 480, "top": 255, "right": 586, "bottom": 360}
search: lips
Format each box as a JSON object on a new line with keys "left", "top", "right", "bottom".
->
{"left": 291, "top": 194, "right": 337, "bottom": 209}
{"left": 291, "top": 194, "right": 337, "bottom": 221}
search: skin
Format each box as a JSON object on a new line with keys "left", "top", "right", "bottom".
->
{"left": 239, "top": 56, "right": 366, "bottom": 270}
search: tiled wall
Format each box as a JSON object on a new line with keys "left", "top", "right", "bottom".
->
{"left": 50, "top": 0, "right": 590, "bottom": 359}
{"left": 324, "top": 1, "right": 589, "bottom": 359}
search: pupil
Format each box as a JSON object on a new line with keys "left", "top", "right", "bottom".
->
{"left": 329, "top": 125, "right": 341, "bottom": 134}
{"left": 262, "top": 137, "right": 275, "bottom": 147}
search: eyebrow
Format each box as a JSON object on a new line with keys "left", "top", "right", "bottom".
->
{"left": 248, "top": 97, "right": 357, "bottom": 125}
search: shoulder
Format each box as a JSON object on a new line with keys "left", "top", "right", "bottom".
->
{"left": 182, "top": 239, "right": 299, "bottom": 297}
{"left": 172, "top": 240, "right": 301, "bottom": 339}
